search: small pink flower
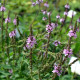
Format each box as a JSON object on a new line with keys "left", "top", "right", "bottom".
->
{"left": 77, "top": 17, "right": 80, "bottom": 23}
{"left": 52, "top": 63, "right": 62, "bottom": 76}
{"left": 68, "top": 30, "right": 77, "bottom": 38}
{"left": 60, "top": 18, "right": 65, "bottom": 23}
{"left": 55, "top": 23, "right": 58, "bottom": 27}
{"left": 63, "top": 49, "right": 72, "bottom": 58}
{"left": 64, "top": 11, "right": 68, "bottom": 16}
{"left": 77, "top": 28, "right": 79, "bottom": 32}
{"left": 9, "top": 30, "right": 16, "bottom": 38}
{"left": 9, "top": 69, "right": 13, "bottom": 74}
{"left": 44, "top": 2, "right": 49, "bottom": 7}
{"left": 56, "top": 15, "right": 60, "bottom": 19}
{"left": 65, "top": 3, "right": 70, "bottom": 9}
{"left": 13, "top": 19, "right": 17, "bottom": 25}
{"left": 46, "top": 23, "right": 55, "bottom": 33}
{"left": 23, "top": 46, "right": 26, "bottom": 50}
{"left": 26, "top": 36, "right": 36, "bottom": 49}
{"left": 69, "top": 25, "right": 73, "bottom": 29}
{"left": 41, "top": 10, "right": 47, "bottom": 15}
{"left": 42, "top": 17, "right": 47, "bottom": 21}
{"left": 53, "top": 40, "right": 61, "bottom": 46}
{"left": 32, "top": 2, "right": 36, "bottom": 6}
{"left": 5, "top": 17, "right": 11, "bottom": 23}
{"left": 36, "top": 0, "right": 43, "bottom": 4}
{"left": 47, "top": 12, "right": 51, "bottom": 16}
{"left": 0, "top": 6, "right": 6, "bottom": 11}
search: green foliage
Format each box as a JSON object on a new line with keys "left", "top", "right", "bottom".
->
{"left": 0, "top": 0, "right": 80, "bottom": 80}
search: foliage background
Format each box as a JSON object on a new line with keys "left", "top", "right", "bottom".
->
{"left": 0, "top": 0, "right": 80, "bottom": 80}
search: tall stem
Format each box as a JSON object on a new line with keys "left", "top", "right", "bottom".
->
{"left": 5, "top": 11, "right": 10, "bottom": 57}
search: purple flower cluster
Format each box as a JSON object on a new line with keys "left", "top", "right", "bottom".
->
{"left": 77, "top": 17, "right": 80, "bottom": 23}
{"left": 32, "top": 0, "right": 43, "bottom": 6}
{"left": 46, "top": 23, "right": 55, "bottom": 33}
{"left": 65, "top": 4, "right": 70, "bottom": 9}
{"left": 47, "top": 12, "right": 51, "bottom": 16}
{"left": 32, "top": 2, "right": 36, "bottom": 6}
{"left": 36, "top": 0, "right": 43, "bottom": 4}
{"left": 63, "top": 49, "right": 72, "bottom": 58}
{"left": 13, "top": 19, "right": 17, "bottom": 25}
{"left": 68, "top": 30, "right": 77, "bottom": 38}
{"left": 5, "top": 17, "right": 11, "bottom": 23}
{"left": 52, "top": 63, "right": 62, "bottom": 76}
{"left": 0, "top": 6, "right": 6, "bottom": 11}
{"left": 53, "top": 40, "right": 61, "bottom": 46}
{"left": 69, "top": 25, "right": 73, "bottom": 29}
{"left": 41, "top": 10, "right": 47, "bottom": 15}
{"left": 64, "top": 11, "right": 68, "bottom": 16}
{"left": 44, "top": 2, "right": 49, "bottom": 8}
{"left": 9, "top": 30, "right": 16, "bottom": 38}
{"left": 26, "top": 36, "right": 36, "bottom": 49}
{"left": 9, "top": 69, "right": 13, "bottom": 74}
{"left": 60, "top": 18, "right": 65, "bottom": 23}
{"left": 42, "top": 17, "right": 47, "bottom": 21}
{"left": 56, "top": 14, "right": 60, "bottom": 19}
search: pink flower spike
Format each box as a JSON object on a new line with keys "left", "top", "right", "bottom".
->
{"left": 77, "top": 17, "right": 80, "bottom": 23}
{"left": 69, "top": 25, "right": 73, "bottom": 29}
{"left": 36, "top": 0, "right": 43, "bottom": 4}
{"left": 26, "top": 36, "right": 36, "bottom": 49}
{"left": 9, "top": 30, "right": 16, "bottom": 38}
{"left": 52, "top": 63, "right": 62, "bottom": 76}
{"left": 13, "top": 19, "right": 17, "bottom": 25}
{"left": 64, "top": 11, "right": 68, "bottom": 16}
{"left": 0, "top": 6, "right": 6, "bottom": 11}
{"left": 53, "top": 40, "right": 61, "bottom": 46}
{"left": 60, "top": 18, "right": 65, "bottom": 23}
{"left": 9, "top": 69, "right": 13, "bottom": 74}
{"left": 63, "top": 49, "right": 72, "bottom": 58}
{"left": 47, "top": 12, "right": 51, "bottom": 16}
{"left": 46, "top": 23, "right": 55, "bottom": 33}
{"left": 5, "top": 17, "right": 11, "bottom": 23}
{"left": 42, "top": 17, "right": 47, "bottom": 21}
{"left": 65, "top": 3, "right": 70, "bottom": 9}
{"left": 56, "top": 15, "right": 60, "bottom": 19}
{"left": 44, "top": 2, "right": 49, "bottom": 8}
{"left": 32, "top": 2, "right": 36, "bottom": 6}
{"left": 68, "top": 30, "right": 77, "bottom": 38}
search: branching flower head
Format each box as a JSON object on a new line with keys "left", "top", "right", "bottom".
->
{"left": 26, "top": 36, "right": 36, "bottom": 49}
{"left": 52, "top": 63, "right": 62, "bottom": 76}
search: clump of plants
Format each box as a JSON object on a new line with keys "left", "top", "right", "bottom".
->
{"left": 0, "top": 0, "right": 80, "bottom": 80}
